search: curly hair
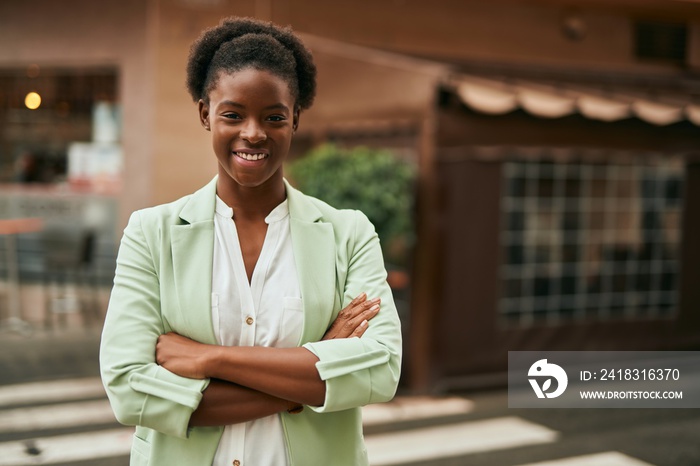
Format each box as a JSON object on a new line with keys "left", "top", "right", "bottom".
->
{"left": 186, "top": 17, "right": 316, "bottom": 110}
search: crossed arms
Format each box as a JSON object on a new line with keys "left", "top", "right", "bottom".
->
{"left": 155, "top": 294, "right": 381, "bottom": 426}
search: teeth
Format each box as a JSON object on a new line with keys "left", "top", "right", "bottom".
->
{"left": 235, "top": 152, "right": 267, "bottom": 161}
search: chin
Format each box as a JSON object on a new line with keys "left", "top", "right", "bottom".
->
{"left": 229, "top": 171, "right": 274, "bottom": 189}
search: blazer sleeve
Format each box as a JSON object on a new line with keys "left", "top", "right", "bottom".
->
{"left": 99, "top": 211, "right": 209, "bottom": 438}
{"left": 303, "top": 210, "right": 402, "bottom": 412}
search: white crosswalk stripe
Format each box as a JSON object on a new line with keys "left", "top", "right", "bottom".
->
{"left": 361, "top": 395, "right": 473, "bottom": 426}
{"left": 0, "top": 377, "right": 660, "bottom": 466}
{"left": 516, "top": 451, "right": 656, "bottom": 466}
{"left": 0, "top": 378, "right": 105, "bottom": 408}
{"left": 0, "top": 428, "right": 133, "bottom": 466}
{"left": 0, "top": 399, "right": 115, "bottom": 433}
{"left": 365, "top": 416, "right": 559, "bottom": 465}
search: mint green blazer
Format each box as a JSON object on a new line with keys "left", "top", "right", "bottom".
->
{"left": 99, "top": 177, "right": 402, "bottom": 466}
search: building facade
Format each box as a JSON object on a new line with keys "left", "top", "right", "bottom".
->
{"left": 1, "top": 0, "right": 699, "bottom": 389}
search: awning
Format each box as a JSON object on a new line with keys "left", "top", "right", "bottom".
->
{"left": 450, "top": 75, "right": 700, "bottom": 127}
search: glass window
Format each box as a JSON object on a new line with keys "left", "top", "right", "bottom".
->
{"left": 499, "top": 151, "right": 684, "bottom": 327}
{"left": 0, "top": 66, "right": 119, "bottom": 188}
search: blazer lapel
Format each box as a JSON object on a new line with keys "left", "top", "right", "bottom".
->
{"left": 286, "top": 180, "right": 339, "bottom": 345}
{"left": 169, "top": 177, "right": 336, "bottom": 346}
{"left": 170, "top": 177, "right": 218, "bottom": 345}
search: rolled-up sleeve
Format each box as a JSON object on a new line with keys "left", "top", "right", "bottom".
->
{"left": 303, "top": 210, "right": 402, "bottom": 413}
{"left": 99, "top": 211, "right": 209, "bottom": 438}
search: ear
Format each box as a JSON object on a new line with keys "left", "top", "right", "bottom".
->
{"left": 292, "top": 107, "right": 300, "bottom": 133}
{"left": 198, "top": 99, "right": 210, "bottom": 131}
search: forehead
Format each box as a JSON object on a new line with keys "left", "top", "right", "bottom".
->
{"left": 209, "top": 68, "right": 295, "bottom": 107}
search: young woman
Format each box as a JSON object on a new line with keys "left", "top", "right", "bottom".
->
{"left": 100, "top": 17, "right": 402, "bottom": 466}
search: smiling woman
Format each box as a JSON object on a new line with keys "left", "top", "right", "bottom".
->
{"left": 99, "top": 16, "right": 402, "bottom": 466}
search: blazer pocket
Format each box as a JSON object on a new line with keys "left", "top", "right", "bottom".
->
{"left": 280, "top": 297, "right": 304, "bottom": 347}
{"left": 130, "top": 434, "right": 151, "bottom": 466}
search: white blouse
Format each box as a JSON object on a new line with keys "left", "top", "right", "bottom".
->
{"left": 211, "top": 195, "right": 303, "bottom": 466}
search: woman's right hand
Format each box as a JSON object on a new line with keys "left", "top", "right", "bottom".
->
{"left": 322, "top": 292, "right": 380, "bottom": 340}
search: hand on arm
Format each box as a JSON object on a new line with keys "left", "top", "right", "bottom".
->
{"left": 321, "top": 292, "right": 380, "bottom": 341}
{"left": 156, "top": 292, "right": 380, "bottom": 425}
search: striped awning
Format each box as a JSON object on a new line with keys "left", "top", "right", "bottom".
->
{"left": 451, "top": 75, "right": 700, "bottom": 127}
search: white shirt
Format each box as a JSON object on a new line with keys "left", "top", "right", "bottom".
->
{"left": 211, "top": 195, "right": 303, "bottom": 466}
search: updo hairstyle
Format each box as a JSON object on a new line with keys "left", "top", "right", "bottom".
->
{"left": 186, "top": 17, "right": 317, "bottom": 110}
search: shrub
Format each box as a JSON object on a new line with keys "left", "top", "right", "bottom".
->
{"left": 287, "top": 143, "right": 415, "bottom": 265}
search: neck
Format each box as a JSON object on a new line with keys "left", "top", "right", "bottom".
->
{"left": 216, "top": 172, "right": 286, "bottom": 221}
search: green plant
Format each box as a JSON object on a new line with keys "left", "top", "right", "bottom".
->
{"left": 287, "top": 143, "right": 416, "bottom": 265}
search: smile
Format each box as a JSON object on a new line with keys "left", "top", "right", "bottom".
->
{"left": 233, "top": 152, "right": 269, "bottom": 161}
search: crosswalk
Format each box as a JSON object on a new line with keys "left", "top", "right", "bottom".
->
{"left": 0, "top": 377, "right": 656, "bottom": 466}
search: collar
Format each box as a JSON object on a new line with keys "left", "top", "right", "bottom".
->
{"left": 214, "top": 194, "right": 289, "bottom": 224}
{"left": 179, "top": 176, "right": 323, "bottom": 225}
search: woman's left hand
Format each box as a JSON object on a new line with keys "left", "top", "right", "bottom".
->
{"left": 156, "top": 332, "right": 212, "bottom": 379}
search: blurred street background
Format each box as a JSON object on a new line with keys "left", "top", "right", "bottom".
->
{"left": 1, "top": 0, "right": 700, "bottom": 464}
{"left": 1, "top": 334, "right": 700, "bottom": 465}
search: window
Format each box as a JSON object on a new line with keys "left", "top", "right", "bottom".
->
{"left": 634, "top": 20, "right": 687, "bottom": 64}
{"left": 0, "top": 66, "right": 119, "bottom": 187}
{"left": 499, "top": 150, "right": 684, "bottom": 327}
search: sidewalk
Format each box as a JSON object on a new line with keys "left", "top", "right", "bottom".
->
{"left": 0, "top": 329, "right": 101, "bottom": 386}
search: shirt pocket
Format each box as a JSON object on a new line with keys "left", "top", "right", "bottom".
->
{"left": 279, "top": 297, "right": 304, "bottom": 348}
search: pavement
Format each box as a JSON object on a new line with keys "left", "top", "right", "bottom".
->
{"left": 0, "top": 330, "right": 699, "bottom": 465}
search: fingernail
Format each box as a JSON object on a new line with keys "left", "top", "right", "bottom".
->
{"left": 370, "top": 304, "right": 379, "bottom": 312}
{"left": 361, "top": 319, "right": 368, "bottom": 327}
{"left": 372, "top": 297, "right": 381, "bottom": 304}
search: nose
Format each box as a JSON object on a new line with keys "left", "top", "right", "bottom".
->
{"left": 240, "top": 120, "right": 267, "bottom": 144}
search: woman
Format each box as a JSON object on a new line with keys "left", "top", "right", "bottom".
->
{"left": 99, "top": 16, "right": 402, "bottom": 466}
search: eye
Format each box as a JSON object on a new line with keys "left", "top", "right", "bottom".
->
{"left": 267, "top": 115, "right": 286, "bottom": 122}
{"left": 222, "top": 112, "right": 241, "bottom": 120}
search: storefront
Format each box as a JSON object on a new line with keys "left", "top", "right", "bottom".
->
{"left": 408, "top": 73, "right": 700, "bottom": 391}
{"left": 0, "top": 1, "right": 151, "bottom": 327}
{"left": 0, "top": 66, "right": 122, "bottom": 327}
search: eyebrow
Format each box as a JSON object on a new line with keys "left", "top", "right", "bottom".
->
{"left": 219, "top": 100, "right": 290, "bottom": 112}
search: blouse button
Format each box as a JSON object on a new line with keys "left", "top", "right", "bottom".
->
{"left": 233, "top": 460, "right": 240, "bottom": 466}
{"left": 245, "top": 316, "right": 254, "bottom": 325}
